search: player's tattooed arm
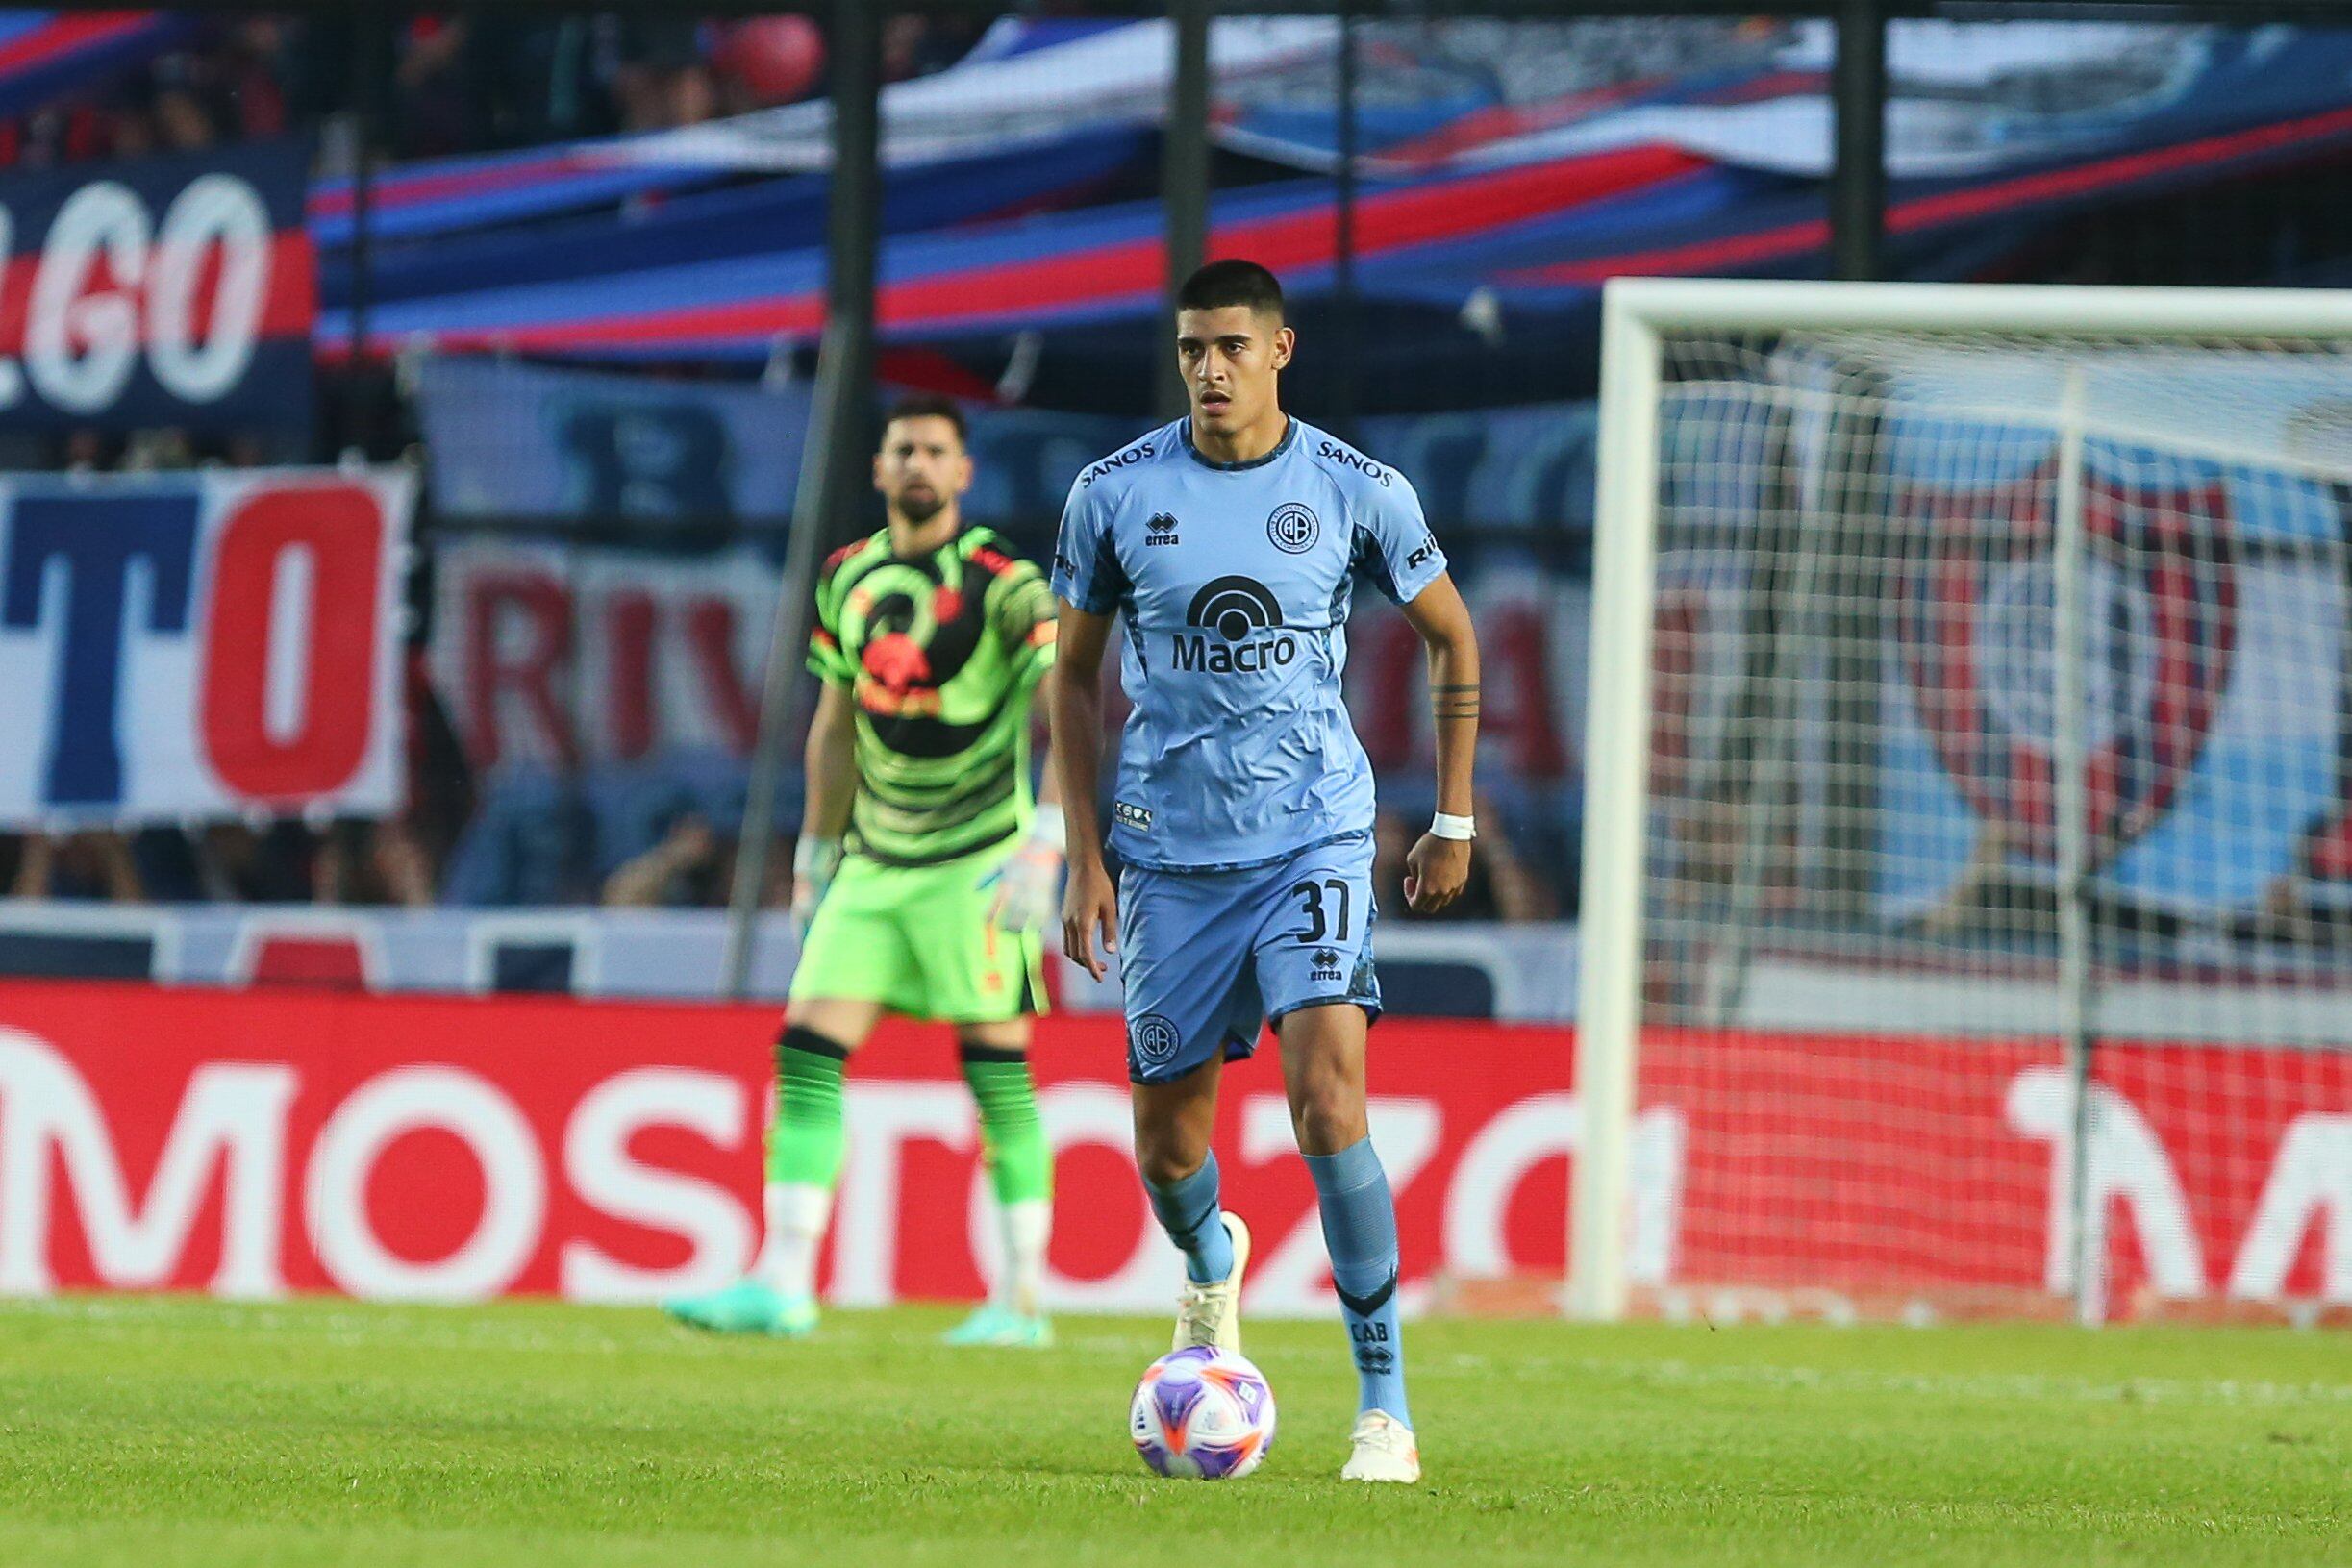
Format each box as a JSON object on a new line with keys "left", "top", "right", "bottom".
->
{"left": 1398, "top": 571, "right": 1480, "bottom": 914}
{"left": 1047, "top": 599, "right": 1120, "bottom": 979}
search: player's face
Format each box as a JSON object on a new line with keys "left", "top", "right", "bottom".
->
{"left": 872, "top": 415, "right": 972, "bottom": 524}
{"left": 1175, "top": 307, "right": 1293, "bottom": 436}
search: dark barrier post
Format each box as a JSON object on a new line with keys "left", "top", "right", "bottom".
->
{"left": 723, "top": 0, "right": 883, "bottom": 999}
{"left": 1331, "top": 3, "right": 1361, "bottom": 438}
{"left": 1161, "top": 0, "right": 1212, "bottom": 419}
{"left": 1825, "top": 2, "right": 1890, "bottom": 950}
{"left": 1830, "top": 0, "right": 1887, "bottom": 284}
{"left": 344, "top": 10, "right": 390, "bottom": 436}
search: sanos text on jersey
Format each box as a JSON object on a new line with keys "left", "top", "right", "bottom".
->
{"left": 1080, "top": 440, "right": 1155, "bottom": 486}
{"left": 1317, "top": 441, "right": 1392, "bottom": 487}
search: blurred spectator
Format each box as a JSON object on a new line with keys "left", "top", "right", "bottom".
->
{"left": 9, "top": 831, "right": 146, "bottom": 902}
{"left": 440, "top": 765, "right": 595, "bottom": 907}
{"left": 602, "top": 812, "right": 725, "bottom": 908}
{"left": 613, "top": 18, "right": 715, "bottom": 133}
{"left": 394, "top": 15, "right": 487, "bottom": 157}
{"left": 152, "top": 85, "right": 217, "bottom": 151}
{"left": 315, "top": 819, "right": 435, "bottom": 908}
{"left": 193, "top": 822, "right": 315, "bottom": 903}
{"left": 714, "top": 17, "right": 825, "bottom": 106}
{"left": 884, "top": 16, "right": 986, "bottom": 84}
{"left": 1372, "top": 792, "right": 1556, "bottom": 922}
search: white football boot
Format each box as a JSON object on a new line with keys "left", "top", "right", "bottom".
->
{"left": 1171, "top": 1211, "right": 1252, "bottom": 1353}
{"left": 1340, "top": 1410, "right": 1421, "bottom": 1483}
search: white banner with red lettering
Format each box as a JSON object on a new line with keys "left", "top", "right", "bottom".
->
{"left": 0, "top": 468, "right": 413, "bottom": 828}
{"left": 0, "top": 983, "right": 2342, "bottom": 1315}
{"left": 431, "top": 538, "right": 770, "bottom": 770}
{"left": 428, "top": 535, "right": 1589, "bottom": 785}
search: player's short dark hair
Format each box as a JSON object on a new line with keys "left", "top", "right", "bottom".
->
{"left": 879, "top": 393, "right": 967, "bottom": 449}
{"left": 1177, "top": 259, "right": 1285, "bottom": 322}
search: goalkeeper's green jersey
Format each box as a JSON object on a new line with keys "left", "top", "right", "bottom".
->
{"left": 808, "top": 524, "right": 1057, "bottom": 867}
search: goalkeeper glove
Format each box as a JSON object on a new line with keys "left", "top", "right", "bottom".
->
{"left": 988, "top": 804, "right": 1066, "bottom": 934}
{"left": 792, "top": 835, "right": 843, "bottom": 941}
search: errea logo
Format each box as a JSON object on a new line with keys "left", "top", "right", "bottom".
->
{"left": 1175, "top": 576, "right": 1297, "bottom": 675}
{"left": 1310, "top": 946, "right": 1343, "bottom": 982}
{"left": 1146, "top": 512, "right": 1180, "bottom": 546}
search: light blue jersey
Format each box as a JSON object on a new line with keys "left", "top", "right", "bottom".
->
{"left": 1052, "top": 416, "right": 1446, "bottom": 873}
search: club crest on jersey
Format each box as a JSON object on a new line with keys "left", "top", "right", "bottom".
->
{"left": 1177, "top": 576, "right": 1297, "bottom": 674}
{"left": 1131, "top": 1013, "right": 1181, "bottom": 1067}
{"left": 1895, "top": 465, "right": 2236, "bottom": 866}
{"left": 1146, "top": 511, "right": 1181, "bottom": 546}
{"left": 1266, "top": 502, "right": 1319, "bottom": 555}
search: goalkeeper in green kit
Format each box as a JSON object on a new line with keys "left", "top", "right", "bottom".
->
{"left": 665, "top": 395, "right": 1064, "bottom": 1348}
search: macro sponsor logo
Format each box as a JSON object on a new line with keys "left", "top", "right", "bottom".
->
{"left": 1317, "top": 440, "right": 1392, "bottom": 488}
{"left": 1405, "top": 534, "right": 1438, "bottom": 573}
{"left": 1175, "top": 577, "right": 1296, "bottom": 674}
{"left": 1080, "top": 440, "right": 1155, "bottom": 487}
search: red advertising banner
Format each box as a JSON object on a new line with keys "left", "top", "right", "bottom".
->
{"left": 0, "top": 983, "right": 2341, "bottom": 1315}
{"left": 0, "top": 983, "right": 1574, "bottom": 1314}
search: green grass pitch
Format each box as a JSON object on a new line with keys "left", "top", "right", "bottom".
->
{"left": 0, "top": 1296, "right": 2345, "bottom": 1567}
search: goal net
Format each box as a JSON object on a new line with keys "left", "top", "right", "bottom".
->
{"left": 1573, "top": 281, "right": 2352, "bottom": 1325}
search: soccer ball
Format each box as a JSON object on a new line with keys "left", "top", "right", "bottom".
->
{"left": 1129, "top": 1346, "right": 1277, "bottom": 1480}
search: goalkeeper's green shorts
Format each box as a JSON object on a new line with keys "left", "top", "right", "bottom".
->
{"left": 788, "top": 845, "right": 1049, "bottom": 1024}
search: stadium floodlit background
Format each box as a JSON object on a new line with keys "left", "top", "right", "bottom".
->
{"left": 0, "top": 3, "right": 2349, "bottom": 1561}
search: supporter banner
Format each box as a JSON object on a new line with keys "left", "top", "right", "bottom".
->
{"left": 431, "top": 539, "right": 774, "bottom": 769}
{"left": 418, "top": 365, "right": 1599, "bottom": 534}
{"left": 0, "top": 467, "right": 412, "bottom": 827}
{"left": 308, "top": 19, "right": 1325, "bottom": 245}
{"left": 429, "top": 532, "right": 1590, "bottom": 788}
{"left": 0, "top": 983, "right": 2341, "bottom": 1313}
{"left": 1871, "top": 361, "right": 2352, "bottom": 919}
{"left": 590, "top": 18, "right": 1334, "bottom": 175}
{"left": 1224, "top": 23, "right": 2352, "bottom": 182}
{"left": 416, "top": 358, "right": 810, "bottom": 526}
{"left": 0, "top": 12, "right": 189, "bottom": 123}
{"left": 1, "top": 140, "right": 314, "bottom": 435}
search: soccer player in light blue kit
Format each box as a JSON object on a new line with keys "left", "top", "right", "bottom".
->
{"left": 1048, "top": 260, "right": 1481, "bottom": 1483}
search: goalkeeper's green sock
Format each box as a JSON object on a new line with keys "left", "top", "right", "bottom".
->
{"left": 763, "top": 1025, "right": 850, "bottom": 1300}
{"left": 962, "top": 1043, "right": 1054, "bottom": 1316}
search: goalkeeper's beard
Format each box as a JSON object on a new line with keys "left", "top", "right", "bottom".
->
{"left": 893, "top": 486, "right": 947, "bottom": 524}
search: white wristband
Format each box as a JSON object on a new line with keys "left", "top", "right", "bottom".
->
{"left": 1431, "top": 811, "right": 1477, "bottom": 841}
{"left": 1028, "top": 802, "right": 1066, "bottom": 852}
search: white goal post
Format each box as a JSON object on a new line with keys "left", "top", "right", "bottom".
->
{"left": 1571, "top": 279, "right": 2352, "bottom": 1324}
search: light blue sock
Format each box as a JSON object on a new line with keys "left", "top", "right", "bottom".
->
{"left": 1304, "top": 1137, "right": 1410, "bottom": 1425}
{"left": 1143, "top": 1153, "right": 1235, "bottom": 1285}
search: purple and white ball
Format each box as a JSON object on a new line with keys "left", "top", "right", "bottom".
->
{"left": 1129, "top": 1346, "right": 1277, "bottom": 1480}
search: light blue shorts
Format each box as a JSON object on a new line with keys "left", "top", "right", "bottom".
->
{"left": 1117, "top": 834, "right": 1382, "bottom": 1084}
